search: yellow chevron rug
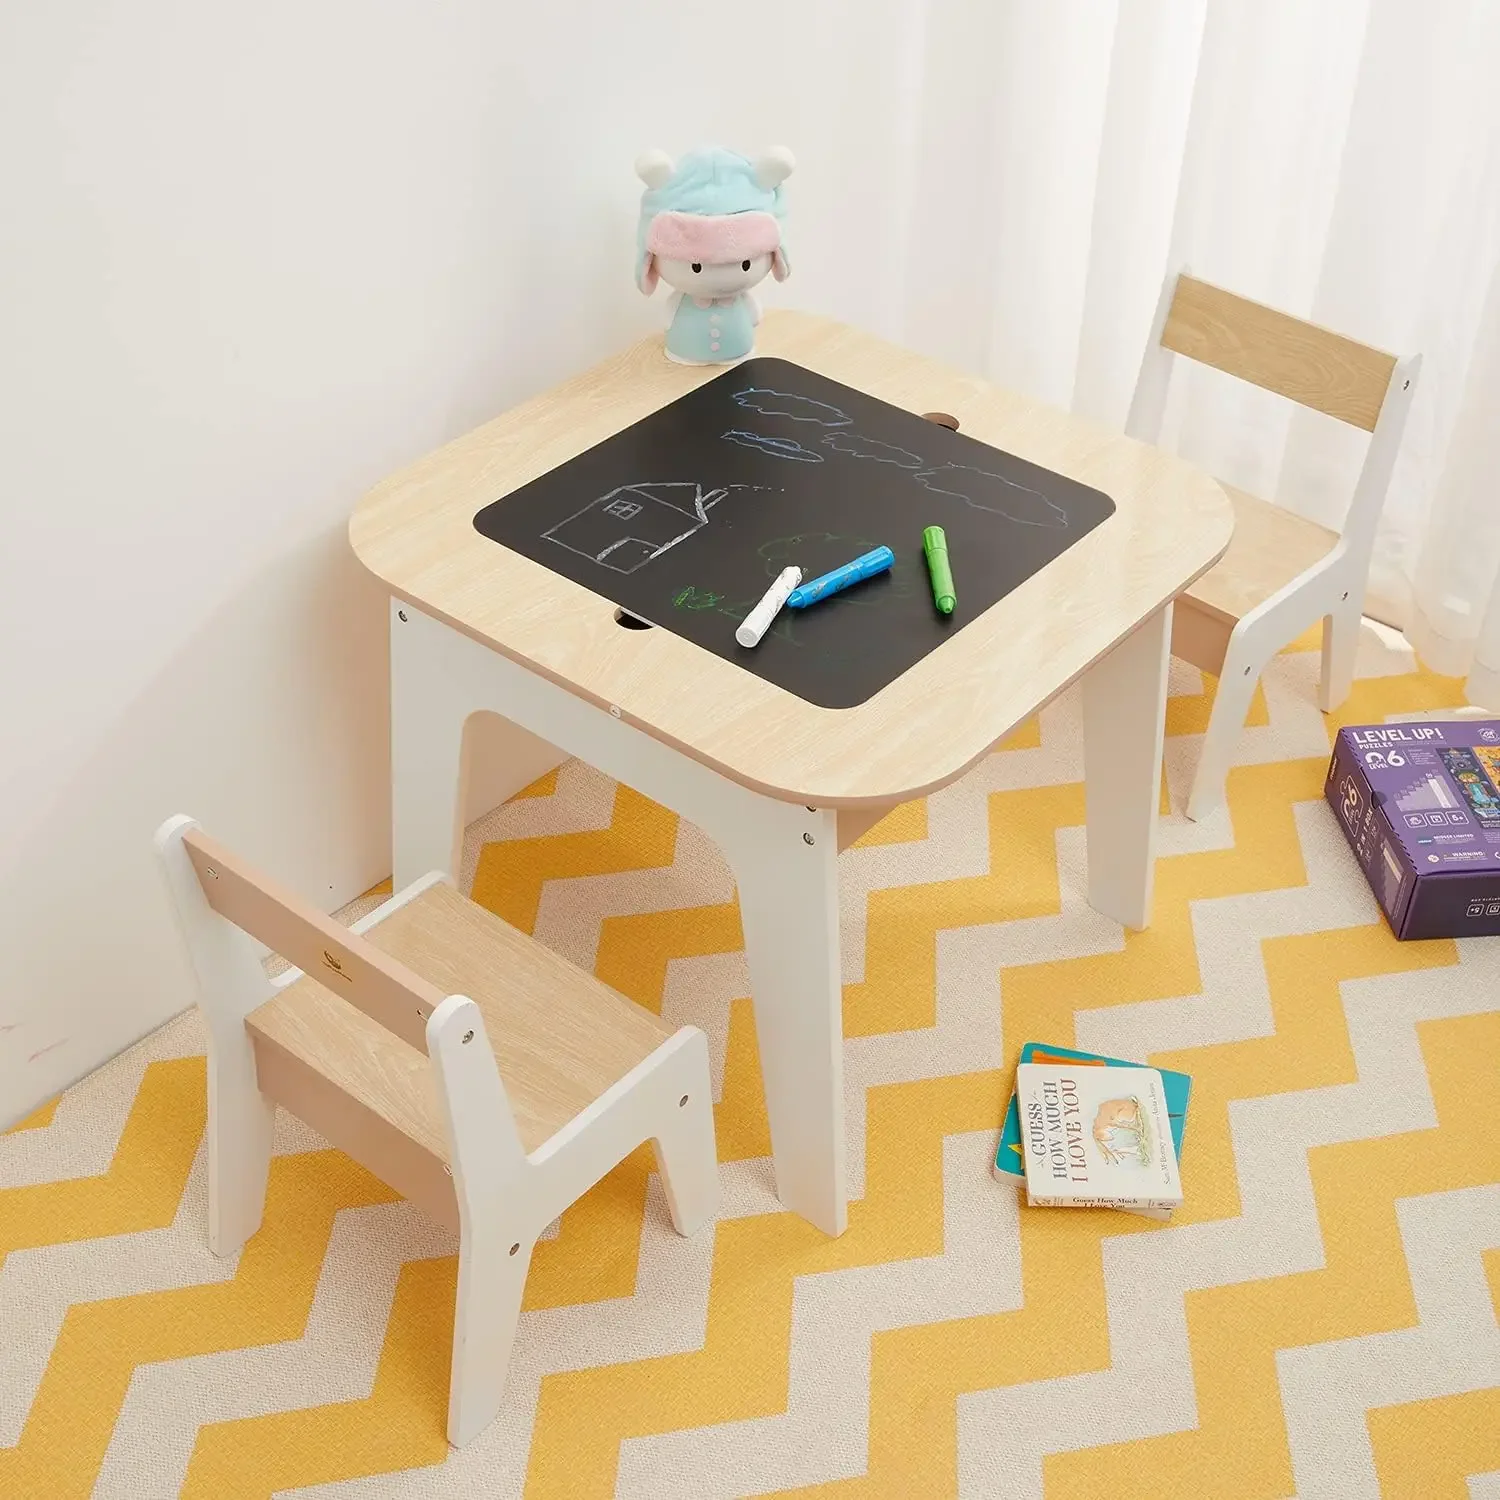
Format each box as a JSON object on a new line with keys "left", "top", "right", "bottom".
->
{"left": 4, "top": 630, "right": 1499, "bottom": 1499}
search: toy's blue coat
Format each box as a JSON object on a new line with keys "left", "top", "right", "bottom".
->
{"left": 667, "top": 295, "right": 757, "bottom": 364}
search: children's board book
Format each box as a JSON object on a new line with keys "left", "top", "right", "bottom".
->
{"left": 1015, "top": 1063, "right": 1183, "bottom": 1213}
{"left": 993, "top": 1043, "right": 1190, "bottom": 1219}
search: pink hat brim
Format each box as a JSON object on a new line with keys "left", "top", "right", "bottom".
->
{"left": 646, "top": 210, "right": 781, "bottom": 263}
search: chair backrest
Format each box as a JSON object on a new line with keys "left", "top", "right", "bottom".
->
{"left": 1128, "top": 268, "right": 1420, "bottom": 565}
{"left": 1158, "top": 273, "right": 1397, "bottom": 431}
{"left": 178, "top": 824, "right": 443, "bottom": 1053}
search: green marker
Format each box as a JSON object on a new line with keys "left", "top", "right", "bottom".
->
{"left": 922, "top": 525, "right": 956, "bottom": 615}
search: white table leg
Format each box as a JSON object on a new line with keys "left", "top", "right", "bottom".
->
{"left": 391, "top": 613, "right": 469, "bottom": 886}
{"left": 725, "top": 804, "right": 846, "bottom": 1236}
{"left": 1080, "top": 603, "right": 1172, "bottom": 930}
{"left": 390, "top": 600, "right": 564, "bottom": 887}
{"left": 387, "top": 604, "right": 848, "bottom": 1233}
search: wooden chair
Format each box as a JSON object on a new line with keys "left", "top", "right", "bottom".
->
{"left": 154, "top": 814, "right": 719, "bottom": 1448}
{"left": 1127, "top": 270, "right": 1421, "bottom": 819}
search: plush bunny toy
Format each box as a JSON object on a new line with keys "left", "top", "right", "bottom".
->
{"left": 635, "top": 146, "right": 795, "bottom": 365}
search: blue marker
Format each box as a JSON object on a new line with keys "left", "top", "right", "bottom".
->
{"left": 786, "top": 546, "right": 895, "bottom": 609}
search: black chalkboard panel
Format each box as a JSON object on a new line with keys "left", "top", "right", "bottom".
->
{"left": 473, "top": 357, "right": 1115, "bottom": 709}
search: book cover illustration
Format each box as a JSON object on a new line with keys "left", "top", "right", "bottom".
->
{"left": 1091, "top": 1093, "right": 1154, "bottom": 1165}
{"left": 1015, "top": 1062, "right": 1183, "bottom": 1210}
{"left": 992, "top": 1042, "right": 1191, "bottom": 1190}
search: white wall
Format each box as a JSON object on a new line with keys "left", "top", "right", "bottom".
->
{"left": 0, "top": 0, "right": 920, "bottom": 1123}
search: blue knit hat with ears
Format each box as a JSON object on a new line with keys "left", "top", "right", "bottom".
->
{"left": 635, "top": 146, "right": 794, "bottom": 294}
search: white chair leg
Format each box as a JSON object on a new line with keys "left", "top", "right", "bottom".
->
{"left": 155, "top": 814, "right": 278, "bottom": 1255}
{"left": 1080, "top": 604, "right": 1172, "bottom": 929}
{"left": 1187, "top": 631, "right": 1264, "bottom": 823}
{"left": 205, "top": 1033, "right": 275, "bottom": 1257}
{"left": 447, "top": 1223, "right": 533, "bottom": 1448}
{"left": 649, "top": 1031, "right": 720, "bottom": 1236}
{"left": 729, "top": 805, "right": 846, "bottom": 1237}
{"left": 1318, "top": 593, "right": 1362, "bottom": 713}
{"left": 426, "top": 995, "right": 533, "bottom": 1448}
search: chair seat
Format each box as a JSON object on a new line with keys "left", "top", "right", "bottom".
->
{"left": 247, "top": 882, "right": 674, "bottom": 1158}
{"left": 1185, "top": 483, "right": 1339, "bottom": 626}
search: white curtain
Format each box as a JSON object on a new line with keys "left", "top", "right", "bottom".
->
{"left": 790, "top": 0, "right": 1500, "bottom": 702}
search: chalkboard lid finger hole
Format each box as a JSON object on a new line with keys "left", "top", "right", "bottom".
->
{"left": 922, "top": 411, "right": 960, "bottom": 430}
{"left": 613, "top": 608, "right": 653, "bottom": 631}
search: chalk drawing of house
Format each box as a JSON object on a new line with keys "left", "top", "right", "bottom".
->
{"left": 543, "top": 482, "right": 732, "bottom": 574}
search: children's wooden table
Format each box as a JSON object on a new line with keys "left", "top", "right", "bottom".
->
{"left": 350, "top": 311, "right": 1233, "bottom": 1236}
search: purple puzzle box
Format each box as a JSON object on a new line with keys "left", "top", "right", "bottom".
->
{"left": 1326, "top": 719, "right": 1500, "bottom": 939}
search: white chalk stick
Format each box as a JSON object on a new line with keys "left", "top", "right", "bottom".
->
{"left": 736, "top": 566, "right": 802, "bottom": 649}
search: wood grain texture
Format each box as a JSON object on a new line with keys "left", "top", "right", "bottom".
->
{"left": 1162, "top": 276, "right": 1397, "bottom": 431}
{"left": 835, "top": 806, "right": 894, "bottom": 852}
{"left": 183, "top": 828, "right": 443, "bottom": 1053}
{"left": 1186, "top": 483, "right": 1339, "bottom": 627}
{"left": 350, "top": 312, "right": 1233, "bottom": 807}
{"left": 246, "top": 883, "right": 673, "bottom": 1156}
{"left": 1170, "top": 600, "right": 1235, "bottom": 678}
{"left": 251, "top": 1030, "right": 459, "bottom": 1230}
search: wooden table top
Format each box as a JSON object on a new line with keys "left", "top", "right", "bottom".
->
{"left": 350, "top": 312, "right": 1233, "bottom": 807}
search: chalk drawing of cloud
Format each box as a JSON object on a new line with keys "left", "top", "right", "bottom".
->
{"left": 731, "top": 389, "right": 853, "bottom": 426}
{"left": 912, "top": 464, "right": 1068, "bottom": 527}
{"left": 821, "top": 432, "right": 924, "bottom": 468}
{"left": 721, "top": 429, "right": 825, "bottom": 462}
